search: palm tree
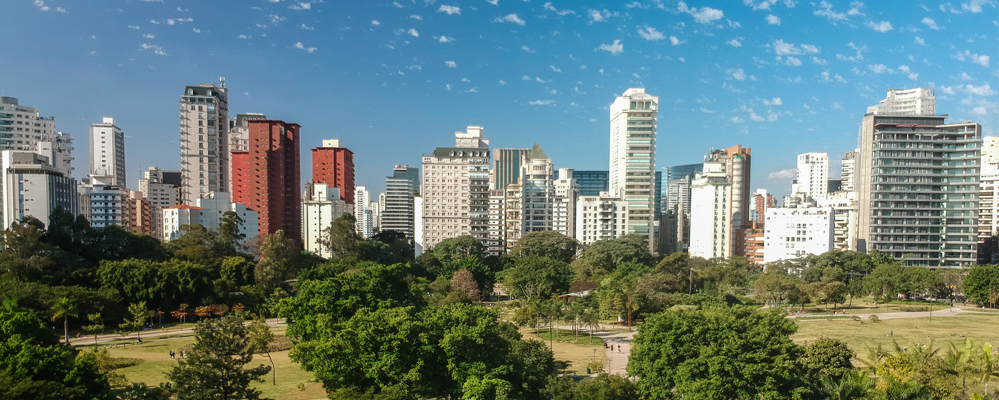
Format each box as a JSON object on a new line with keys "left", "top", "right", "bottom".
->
{"left": 820, "top": 371, "right": 875, "bottom": 400}
{"left": 580, "top": 309, "right": 601, "bottom": 345}
{"left": 50, "top": 297, "right": 78, "bottom": 344}
{"left": 974, "top": 343, "right": 998, "bottom": 393}
{"left": 945, "top": 338, "right": 977, "bottom": 395}
{"left": 879, "top": 377, "right": 931, "bottom": 400}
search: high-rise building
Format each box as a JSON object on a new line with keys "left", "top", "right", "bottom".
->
{"left": 492, "top": 148, "right": 528, "bottom": 190}
{"left": 856, "top": 104, "right": 981, "bottom": 267}
{"left": 228, "top": 113, "right": 266, "bottom": 193}
{"left": 486, "top": 189, "right": 506, "bottom": 255}
{"left": 575, "top": 191, "right": 629, "bottom": 245}
{"left": 514, "top": 144, "right": 554, "bottom": 243}
{"left": 382, "top": 165, "right": 418, "bottom": 240}
{"left": 138, "top": 167, "right": 181, "bottom": 237}
{"left": 89, "top": 117, "right": 126, "bottom": 187}
{"left": 0, "top": 150, "right": 78, "bottom": 230}
{"left": 302, "top": 181, "right": 349, "bottom": 258}
{"left": 752, "top": 189, "right": 776, "bottom": 225}
{"left": 312, "top": 139, "right": 355, "bottom": 205}
{"left": 421, "top": 126, "right": 490, "bottom": 250}
{"left": 179, "top": 81, "right": 230, "bottom": 205}
{"left": 796, "top": 152, "right": 829, "bottom": 201}
{"left": 162, "top": 192, "right": 257, "bottom": 242}
{"left": 354, "top": 186, "right": 372, "bottom": 238}
{"left": 553, "top": 168, "right": 578, "bottom": 239}
{"left": 129, "top": 191, "right": 153, "bottom": 236}
{"left": 243, "top": 119, "right": 301, "bottom": 244}
{"left": 609, "top": 88, "right": 657, "bottom": 250}
{"left": 689, "top": 162, "right": 732, "bottom": 259}
{"left": 763, "top": 207, "right": 834, "bottom": 263}
{"left": 0, "top": 96, "right": 57, "bottom": 150}
{"left": 867, "top": 88, "right": 936, "bottom": 116}
{"left": 573, "top": 170, "right": 609, "bottom": 196}
{"left": 842, "top": 151, "right": 857, "bottom": 193}
{"left": 414, "top": 195, "right": 425, "bottom": 256}
{"left": 702, "top": 146, "right": 752, "bottom": 256}
{"left": 86, "top": 185, "right": 132, "bottom": 230}
{"left": 980, "top": 136, "right": 999, "bottom": 241}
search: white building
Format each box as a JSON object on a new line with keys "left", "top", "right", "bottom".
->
{"left": 575, "top": 191, "right": 629, "bottom": 245}
{"left": 421, "top": 126, "right": 491, "bottom": 250}
{"left": 507, "top": 144, "right": 555, "bottom": 249}
{"left": 553, "top": 168, "right": 578, "bottom": 239}
{"left": 763, "top": 207, "right": 835, "bottom": 263}
{"left": 89, "top": 117, "right": 126, "bottom": 187}
{"left": 180, "top": 82, "right": 230, "bottom": 205}
{"left": 139, "top": 167, "right": 181, "bottom": 239}
{"left": 0, "top": 151, "right": 78, "bottom": 230}
{"left": 609, "top": 88, "right": 657, "bottom": 251}
{"left": 86, "top": 185, "right": 132, "bottom": 230}
{"left": 841, "top": 151, "right": 857, "bottom": 193}
{"left": 816, "top": 192, "right": 857, "bottom": 251}
{"left": 354, "top": 185, "right": 373, "bottom": 238}
{"left": 163, "top": 205, "right": 205, "bottom": 241}
{"left": 414, "top": 195, "right": 424, "bottom": 257}
{"left": 866, "top": 88, "right": 936, "bottom": 116}
{"left": 689, "top": 162, "right": 731, "bottom": 259}
{"left": 302, "top": 182, "right": 350, "bottom": 258}
{"left": 796, "top": 152, "right": 829, "bottom": 201}
{"left": 381, "top": 165, "right": 418, "bottom": 240}
{"left": 162, "top": 192, "right": 257, "bottom": 242}
{"left": 486, "top": 189, "right": 506, "bottom": 255}
{"left": 979, "top": 136, "right": 999, "bottom": 241}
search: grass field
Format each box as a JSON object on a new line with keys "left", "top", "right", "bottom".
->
{"left": 521, "top": 328, "right": 605, "bottom": 376}
{"left": 534, "top": 328, "right": 606, "bottom": 347}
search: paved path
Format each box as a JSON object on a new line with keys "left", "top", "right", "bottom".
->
{"left": 540, "top": 323, "right": 637, "bottom": 377}
{"left": 68, "top": 319, "right": 285, "bottom": 347}
{"left": 790, "top": 307, "right": 971, "bottom": 321}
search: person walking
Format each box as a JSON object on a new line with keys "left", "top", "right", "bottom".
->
{"left": 169, "top": 350, "right": 175, "bottom": 359}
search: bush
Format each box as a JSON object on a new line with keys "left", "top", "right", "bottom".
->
{"left": 869, "top": 315, "right": 880, "bottom": 323}
{"left": 851, "top": 315, "right": 861, "bottom": 322}
{"left": 899, "top": 306, "right": 929, "bottom": 312}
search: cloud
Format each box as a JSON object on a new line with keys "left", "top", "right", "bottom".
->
{"left": 529, "top": 100, "right": 556, "bottom": 105}
{"left": 499, "top": 80, "right": 507, "bottom": 85}
{"left": 445, "top": 84, "right": 452, "bottom": 90}
{"left": 637, "top": 26, "right": 665, "bottom": 41}
{"left": 544, "top": 2, "right": 575, "bottom": 15}
{"left": 460, "top": 77, "right": 470, "bottom": 82}
{"left": 922, "top": 17, "right": 940, "bottom": 30}
{"left": 521, "top": 45, "right": 535, "bottom": 53}
{"left": 669, "top": 36, "right": 683, "bottom": 46}
{"left": 700, "top": 108, "right": 716, "bottom": 113}
{"left": 963, "top": 0, "right": 988, "bottom": 12}
{"left": 128, "top": 25, "right": 140, "bottom": 29}
{"left": 535, "top": 77, "right": 548, "bottom": 83}
{"left": 393, "top": 1, "right": 404, "bottom": 7}
{"left": 763, "top": 97, "right": 783, "bottom": 105}
{"left": 266, "top": 15, "right": 284, "bottom": 25}
{"left": 34, "top": 0, "right": 67, "bottom": 13}
{"left": 940, "top": 86, "right": 957, "bottom": 95}
{"left": 238, "top": 34, "right": 250, "bottom": 39}
{"left": 289, "top": 2, "right": 312, "bottom": 10}
{"left": 835, "top": 42, "right": 867, "bottom": 62}
{"left": 750, "top": 112, "right": 765, "bottom": 122}
{"left": 486, "top": 0, "right": 498, "bottom": 5}
{"left": 832, "top": 102, "right": 842, "bottom": 110}
{"left": 956, "top": 50, "right": 991, "bottom": 67}
{"left": 588, "top": 9, "right": 619, "bottom": 22}
{"left": 727, "top": 38, "right": 742, "bottom": 47}
{"left": 812, "top": 57, "right": 828, "bottom": 65}
{"left": 728, "top": 68, "right": 747, "bottom": 80}
{"left": 293, "top": 42, "right": 317, "bottom": 52}
{"left": 598, "top": 40, "right": 624, "bottom": 55}
{"left": 677, "top": 1, "right": 724, "bottom": 24}
{"left": 549, "top": 65, "right": 562, "bottom": 73}
{"left": 766, "top": 14, "right": 781, "bottom": 25}
{"left": 914, "top": 36, "right": 925, "bottom": 45}
{"left": 800, "top": 44, "right": 820, "bottom": 53}
{"left": 495, "top": 14, "right": 526, "bottom": 25}
{"left": 785, "top": 56, "right": 802, "bottom": 66}
{"left": 867, "top": 64, "right": 888, "bottom": 73}
{"left": 371, "top": 20, "right": 380, "bottom": 26}
{"left": 813, "top": 0, "right": 848, "bottom": 22}
{"left": 966, "top": 84, "right": 994, "bottom": 96}
{"left": 768, "top": 169, "right": 796, "bottom": 180}
{"left": 960, "top": 72, "right": 974, "bottom": 81}
{"left": 438, "top": 36, "right": 455, "bottom": 42}
{"left": 866, "top": 20, "right": 893, "bottom": 32}
{"left": 143, "top": 33, "right": 155, "bottom": 39}
{"left": 445, "top": 60, "right": 457, "bottom": 68}
{"left": 731, "top": 116, "right": 744, "bottom": 123}
{"left": 407, "top": 28, "right": 419, "bottom": 37}
{"left": 192, "top": 28, "right": 201, "bottom": 33}
{"left": 140, "top": 43, "right": 167, "bottom": 56}
{"left": 438, "top": 5, "right": 460, "bottom": 15}
{"left": 410, "top": 14, "right": 423, "bottom": 20}
{"left": 300, "top": 23, "right": 314, "bottom": 30}
{"left": 774, "top": 39, "right": 812, "bottom": 56}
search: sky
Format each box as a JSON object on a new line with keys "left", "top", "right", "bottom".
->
{"left": 1, "top": 0, "right": 996, "bottom": 200}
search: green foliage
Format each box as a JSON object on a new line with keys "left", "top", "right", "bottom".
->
{"left": 98, "top": 259, "right": 215, "bottom": 311}
{"left": 322, "top": 213, "right": 361, "bottom": 257}
{"left": 754, "top": 268, "right": 800, "bottom": 306}
{"left": 50, "top": 297, "right": 77, "bottom": 343}
{"left": 571, "top": 235, "right": 654, "bottom": 280}
{"left": 800, "top": 338, "right": 854, "bottom": 381}
{"left": 628, "top": 306, "right": 810, "bottom": 400}
{"left": 439, "top": 255, "right": 495, "bottom": 295}
{"left": 431, "top": 235, "right": 487, "bottom": 264}
{"left": 167, "top": 314, "right": 271, "bottom": 400}
{"left": 119, "top": 302, "right": 149, "bottom": 340}
{"left": 543, "top": 373, "right": 640, "bottom": 400}
{"left": 254, "top": 230, "right": 299, "bottom": 291}
{"left": 964, "top": 264, "right": 999, "bottom": 305}
{"left": 248, "top": 319, "right": 277, "bottom": 386}
{"left": 508, "top": 231, "right": 579, "bottom": 263}
{"left": 501, "top": 255, "right": 574, "bottom": 298}
{"left": 818, "top": 371, "right": 875, "bottom": 400}
{"left": 0, "top": 219, "right": 56, "bottom": 281}
{"left": 370, "top": 230, "right": 416, "bottom": 263}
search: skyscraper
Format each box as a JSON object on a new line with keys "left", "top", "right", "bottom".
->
{"left": 572, "top": 170, "right": 609, "bottom": 196}
{"left": 89, "top": 117, "right": 126, "bottom": 187}
{"left": 867, "top": 88, "right": 936, "bottom": 116}
{"left": 382, "top": 165, "right": 418, "bottom": 240}
{"left": 689, "top": 161, "right": 731, "bottom": 259}
{"left": 609, "top": 88, "right": 657, "bottom": 250}
{"left": 139, "top": 167, "right": 181, "bottom": 237}
{"left": 228, "top": 113, "right": 266, "bottom": 193}
{"left": 980, "top": 136, "right": 999, "bottom": 242}
{"left": 302, "top": 181, "right": 349, "bottom": 258}
{"left": 491, "top": 148, "right": 529, "bottom": 190}
{"left": 421, "top": 126, "right": 490, "bottom": 250}
{"left": 355, "top": 186, "right": 373, "bottom": 238}
{"left": 842, "top": 151, "right": 857, "bottom": 192}
{"left": 795, "top": 152, "right": 829, "bottom": 201}
{"left": 704, "top": 145, "right": 752, "bottom": 256}
{"left": 243, "top": 119, "right": 301, "bottom": 244}
{"left": 856, "top": 100, "right": 980, "bottom": 267}
{"left": 506, "top": 144, "right": 555, "bottom": 250}
{"left": 312, "top": 139, "right": 355, "bottom": 205}
{"left": 179, "top": 81, "right": 230, "bottom": 205}
{"left": 0, "top": 150, "right": 78, "bottom": 230}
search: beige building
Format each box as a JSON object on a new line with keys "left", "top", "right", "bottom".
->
{"left": 575, "top": 191, "right": 629, "bottom": 245}
{"left": 179, "top": 81, "right": 230, "bottom": 205}
{"left": 139, "top": 167, "right": 181, "bottom": 238}
{"left": 421, "top": 126, "right": 491, "bottom": 250}
{"left": 609, "top": 88, "right": 657, "bottom": 251}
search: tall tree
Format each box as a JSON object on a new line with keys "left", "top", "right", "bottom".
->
{"left": 450, "top": 268, "right": 481, "bottom": 301}
{"left": 254, "top": 230, "right": 299, "bottom": 291}
{"left": 167, "top": 314, "right": 271, "bottom": 400}
{"left": 0, "top": 218, "right": 55, "bottom": 281}
{"left": 571, "top": 235, "right": 654, "bottom": 280}
{"left": 432, "top": 236, "right": 487, "bottom": 264}
{"left": 216, "top": 211, "right": 247, "bottom": 256}
{"left": 119, "top": 302, "right": 149, "bottom": 340}
{"left": 508, "top": 231, "right": 580, "bottom": 263}
{"left": 50, "top": 297, "right": 78, "bottom": 344}
{"left": 82, "top": 312, "right": 105, "bottom": 347}
{"left": 500, "top": 255, "right": 574, "bottom": 299}
{"left": 322, "top": 213, "right": 361, "bottom": 257}
{"left": 248, "top": 319, "right": 277, "bottom": 386}
{"left": 602, "top": 262, "right": 651, "bottom": 330}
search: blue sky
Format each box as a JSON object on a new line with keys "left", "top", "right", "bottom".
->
{"left": 1, "top": 0, "right": 996, "bottom": 199}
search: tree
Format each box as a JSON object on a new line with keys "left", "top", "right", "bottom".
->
{"left": 0, "top": 219, "right": 55, "bottom": 281}
{"left": 450, "top": 268, "right": 481, "bottom": 301}
{"left": 168, "top": 313, "right": 271, "bottom": 400}
{"left": 754, "top": 268, "right": 799, "bottom": 307}
{"left": 571, "top": 235, "right": 654, "bottom": 280}
{"left": 216, "top": 211, "right": 247, "bottom": 256}
{"left": 431, "top": 235, "right": 487, "bottom": 263}
{"left": 818, "top": 371, "right": 874, "bottom": 400}
{"left": 800, "top": 338, "right": 854, "bottom": 381}
{"left": 628, "top": 306, "right": 810, "bottom": 400}
{"left": 602, "top": 262, "right": 651, "bottom": 330}
{"left": 254, "top": 230, "right": 299, "bottom": 291}
{"left": 50, "top": 297, "right": 78, "bottom": 344}
{"left": 82, "top": 312, "right": 105, "bottom": 346}
{"left": 322, "top": 213, "right": 361, "bottom": 257}
{"left": 119, "top": 302, "right": 149, "bottom": 340}
{"left": 964, "top": 264, "right": 999, "bottom": 306}
{"left": 543, "top": 373, "right": 639, "bottom": 400}
{"left": 508, "top": 231, "right": 579, "bottom": 263}
{"left": 501, "top": 255, "right": 574, "bottom": 299}
{"left": 248, "top": 319, "right": 277, "bottom": 386}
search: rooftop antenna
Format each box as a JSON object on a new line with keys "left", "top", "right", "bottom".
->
{"left": 219, "top": 77, "right": 226, "bottom": 88}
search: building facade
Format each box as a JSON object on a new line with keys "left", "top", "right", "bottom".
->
{"left": 179, "top": 82, "right": 230, "bottom": 205}
{"left": 689, "top": 162, "right": 732, "bottom": 259}
{"left": 421, "top": 126, "right": 491, "bottom": 250}
{"left": 980, "top": 136, "right": 999, "bottom": 241}
{"left": 302, "top": 182, "right": 350, "bottom": 258}
{"left": 553, "top": 168, "right": 578, "bottom": 239}
{"left": 575, "top": 191, "right": 629, "bottom": 245}
{"left": 354, "top": 185, "right": 373, "bottom": 238}
{"left": 609, "top": 88, "right": 658, "bottom": 251}
{"left": 382, "top": 165, "right": 418, "bottom": 240}
{"left": 312, "top": 139, "right": 355, "bottom": 205}
{"left": 763, "top": 207, "right": 835, "bottom": 263}
{"left": 228, "top": 113, "right": 266, "bottom": 193}
{"left": 89, "top": 117, "right": 126, "bottom": 187}
{"left": 0, "top": 151, "right": 78, "bottom": 230}
{"left": 492, "top": 148, "right": 528, "bottom": 191}
{"left": 796, "top": 152, "right": 829, "bottom": 201}
{"left": 867, "top": 88, "right": 936, "bottom": 116}
{"left": 243, "top": 119, "right": 301, "bottom": 244}
{"left": 573, "top": 170, "right": 609, "bottom": 196}
{"left": 139, "top": 167, "right": 181, "bottom": 238}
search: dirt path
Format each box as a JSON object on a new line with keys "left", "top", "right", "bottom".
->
{"left": 791, "top": 307, "right": 969, "bottom": 321}
{"left": 68, "top": 319, "right": 285, "bottom": 347}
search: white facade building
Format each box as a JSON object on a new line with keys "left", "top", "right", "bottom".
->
{"left": 302, "top": 182, "right": 350, "bottom": 258}
{"left": 841, "top": 151, "right": 857, "bottom": 193}
{"left": 139, "top": 167, "right": 181, "bottom": 239}
{"left": 86, "top": 185, "right": 132, "bottom": 230}
{"left": 0, "top": 151, "right": 78, "bottom": 230}
{"left": 979, "top": 136, "right": 999, "bottom": 241}
{"left": 421, "top": 126, "right": 491, "bottom": 250}
{"left": 689, "top": 162, "right": 731, "bottom": 259}
{"left": 414, "top": 195, "right": 424, "bottom": 257}
{"left": 609, "top": 88, "right": 657, "bottom": 251}
{"left": 796, "top": 152, "right": 829, "bottom": 201}
{"left": 162, "top": 192, "right": 257, "bottom": 242}
{"left": 553, "top": 168, "right": 578, "bottom": 239}
{"left": 866, "top": 88, "right": 936, "bottom": 116}
{"left": 763, "top": 207, "right": 835, "bottom": 263}
{"left": 354, "top": 185, "right": 373, "bottom": 238}
{"left": 89, "top": 117, "right": 126, "bottom": 187}
{"left": 575, "top": 191, "right": 629, "bottom": 245}
{"left": 180, "top": 82, "right": 230, "bottom": 205}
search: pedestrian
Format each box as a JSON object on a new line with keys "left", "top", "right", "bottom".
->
{"left": 179, "top": 350, "right": 184, "bottom": 359}
{"left": 890, "top": 331, "right": 893, "bottom": 337}
{"left": 170, "top": 351, "right": 175, "bottom": 359}
{"left": 618, "top": 346, "right": 621, "bottom": 353}
{"left": 610, "top": 344, "right": 614, "bottom": 351}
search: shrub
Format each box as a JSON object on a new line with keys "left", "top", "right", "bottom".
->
{"left": 869, "top": 315, "right": 880, "bottom": 323}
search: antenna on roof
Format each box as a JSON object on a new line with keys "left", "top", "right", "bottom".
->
{"left": 220, "top": 77, "right": 226, "bottom": 88}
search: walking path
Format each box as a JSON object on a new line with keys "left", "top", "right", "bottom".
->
{"left": 68, "top": 319, "right": 285, "bottom": 347}
{"left": 790, "top": 307, "right": 971, "bottom": 321}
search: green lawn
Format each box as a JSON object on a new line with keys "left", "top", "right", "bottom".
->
{"left": 534, "top": 328, "right": 606, "bottom": 346}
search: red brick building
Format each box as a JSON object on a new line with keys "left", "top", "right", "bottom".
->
{"left": 311, "top": 139, "right": 355, "bottom": 205}
{"left": 230, "top": 151, "right": 250, "bottom": 204}
{"left": 244, "top": 120, "right": 301, "bottom": 246}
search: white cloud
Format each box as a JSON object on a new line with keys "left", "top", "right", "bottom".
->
{"left": 941, "top": 86, "right": 957, "bottom": 95}
{"left": 143, "top": 34, "right": 155, "bottom": 39}
{"left": 495, "top": 14, "right": 526, "bottom": 25}
{"left": 813, "top": 1, "right": 848, "bottom": 22}
{"left": 34, "top": 0, "right": 67, "bottom": 13}
{"left": 266, "top": 15, "right": 284, "bottom": 25}
{"left": 439, "top": 5, "right": 460, "bottom": 15}
{"left": 407, "top": 28, "right": 419, "bottom": 37}
{"left": 727, "top": 38, "right": 742, "bottom": 47}
{"left": 140, "top": 43, "right": 167, "bottom": 56}
{"left": 800, "top": 44, "right": 820, "bottom": 53}
{"left": 410, "top": 14, "right": 423, "bottom": 20}
{"left": 438, "top": 36, "right": 455, "bottom": 43}
{"left": 549, "top": 65, "right": 562, "bottom": 73}
{"left": 238, "top": 34, "right": 250, "bottom": 39}
{"left": 914, "top": 36, "right": 925, "bottom": 45}
{"left": 966, "top": 84, "right": 994, "bottom": 96}
{"left": 522, "top": 75, "right": 531, "bottom": 81}
{"left": 461, "top": 77, "right": 470, "bottom": 82}
{"left": 289, "top": 2, "right": 312, "bottom": 10}
{"left": 821, "top": 71, "right": 830, "bottom": 81}
{"left": 128, "top": 25, "right": 140, "bottom": 29}
{"left": 544, "top": 2, "right": 575, "bottom": 15}
{"left": 832, "top": 102, "right": 843, "bottom": 110}
{"left": 766, "top": 14, "right": 781, "bottom": 25}
{"left": 446, "top": 84, "right": 452, "bottom": 90}
{"left": 963, "top": 0, "right": 988, "bottom": 13}
{"left": 922, "top": 17, "right": 940, "bottom": 30}
{"left": 732, "top": 116, "right": 745, "bottom": 123}
{"left": 293, "top": 42, "right": 317, "bottom": 53}
{"left": 669, "top": 36, "right": 683, "bottom": 46}
{"left": 961, "top": 72, "right": 974, "bottom": 81}
{"left": 192, "top": 28, "right": 201, "bottom": 33}
{"left": 868, "top": 64, "right": 888, "bottom": 73}
{"left": 764, "top": 97, "right": 783, "bottom": 105}
{"left": 785, "top": 56, "right": 802, "bottom": 66}
{"left": 677, "top": 1, "right": 724, "bottom": 24}
{"left": 768, "top": 169, "right": 796, "bottom": 179}
{"left": 371, "top": 20, "right": 380, "bottom": 26}
{"left": 300, "top": 23, "right": 314, "bottom": 30}
{"left": 700, "top": 108, "right": 715, "bottom": 113}
{"left": 598, "top": 39, "right": 624, "bottom": 55}
{"left": 972, "top": 106, "right": 988, "bottom": 115}
{"left": 393, "top": 1, "right": 404, "bottom": 7}
{"left": 835, "top": 42, "right": 867, "bottom": 62}
{"left": 774, "top": 39, "right": 800, "bottom": 55}
{"left": 521, "top": 45, "right": 535, "bottom": 53}
{"left": 588, "top": 9, "right": 619, "bottom": 22}
{"left": 407, "top": 65, "right": 423, "bottom": 71}
{"left": 812, "top": 57, "right": 828, "bottom": 65}
{"left": 529, "top": 100, "right": 556, "bottom": 105}
{"left": 499, "top": 80, "right": 507, "bottom": 85}
{"left": 637, "top": 26, "right": 665, "bottom": 41}
{"left": 445, "top": 60, "right": 457, "bottom": 68}
{"left": 866, "top": 20, "right": 893, "bottom": 32}
{"left": 535, "top": 77, "right": 548, "bottom": 83}
{"left": 750, "top": 112, "right": 765, "bottom": 122}
{"left": 486, "top": 0, "right": 498, "bottom": 5}
{"left": 973, "top": 54, "right": 991, "bottom": 67}
{"left": 728, "top": 68, "right": 747, "bottom": 80}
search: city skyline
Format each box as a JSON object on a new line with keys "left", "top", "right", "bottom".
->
{"left": 1, "top": 0, "right": 995, "bottom": 198}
